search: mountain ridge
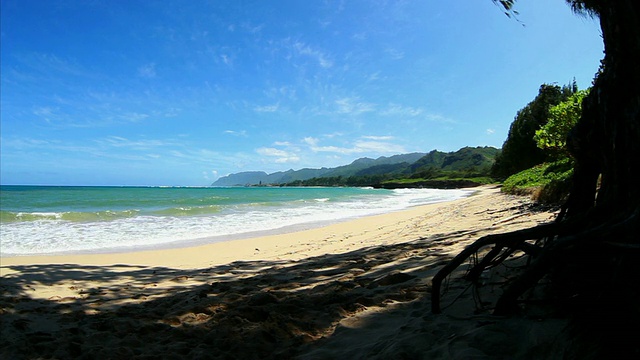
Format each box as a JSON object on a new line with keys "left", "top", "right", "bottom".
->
{"left": 212, "top": 147, "right": 498, "bottom": 186}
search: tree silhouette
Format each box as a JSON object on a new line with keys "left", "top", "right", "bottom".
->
{"left": 432, "top": 0, "right": 640, "bottom": 356}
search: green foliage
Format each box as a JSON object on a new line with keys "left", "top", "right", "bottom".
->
{"left": 411, "top": 146, "right": 499, "bottom": 175}
{"left": 354, "top": 163, "right": 410, "bottom": 177}
{"left": 322, "top": 153, "right": 426, "bottom": 178}
{"left": 391, "top": 176, "right": 494, "bottom": 185}
{"left": 285, "top": 174, "right": 395, "bottom": 187}
{"left": 502, "top": 158, "right": 574, "bottom": 203}
{"left": 492, "top": 83, "right": 576, "bottom": 180}
{"left": 534, "top": 89, "right": 589, "bottom": 156}
{"left": 283, "top": 146, "right": 500, "bottom": 187}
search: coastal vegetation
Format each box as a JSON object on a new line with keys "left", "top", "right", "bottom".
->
{"left": 534, "top": 88, "right": 590, "bottom": 157}
{"left": 491, "top": 82, "right": 578, "bottom": 180}
{"left": 501, "top": 158, "right": 574, "bottom": 204}
{"left": 492, "top": 82, "right": 584, "bottom": 203}
{"left": 495, "top": 86, "right": 592, "bottom": 204}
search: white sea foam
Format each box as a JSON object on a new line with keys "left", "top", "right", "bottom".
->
{"left": 0, "top": 188, "right": 473, "bottom": 255}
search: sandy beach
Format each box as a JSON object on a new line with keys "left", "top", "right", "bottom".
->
{"left": 1, "top": 185, "right": 569, "bottom": 359}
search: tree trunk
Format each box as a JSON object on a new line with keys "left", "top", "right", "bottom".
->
{"left": 561, "top": 4, "right": 640, "bottom": 355}
{"left": 569, "top": 1, "right": 640, "bottom": 217}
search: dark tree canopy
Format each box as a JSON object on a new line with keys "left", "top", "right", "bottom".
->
{"left": 433, "top": 1, "right": 640, "bottom": 358}
{"left": 491, "top": 83, "right": 576, "bottom": 179}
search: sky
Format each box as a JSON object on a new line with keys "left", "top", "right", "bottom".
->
{"left": 1, "top": 0, "right": 604, "bottom": 186}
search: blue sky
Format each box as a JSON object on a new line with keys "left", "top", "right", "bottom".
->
{"left": 1, "top": 0, "right": 603, "bottom": 186}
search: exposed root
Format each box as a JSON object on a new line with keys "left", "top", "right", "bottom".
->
{"left": 430, "top": 207, "right": 640, "bottom": 316}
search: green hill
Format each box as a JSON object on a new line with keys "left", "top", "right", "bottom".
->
{"left": 212, "top": 146, "right": 499, "bottom": 187}
{"left": 410, "top": 146, "right": 500, "bottom": 175}
{"left": 212, "top": 153, "right": 425, "bottom": 186}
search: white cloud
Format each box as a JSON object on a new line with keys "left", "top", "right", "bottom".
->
{"left": 486, "top": 128, "right": 496, "bottom": 135}
{"left": 294, "top": 41, "right": 333, "bottom": 68}
{"left": 1, "top": 137, "right": 56, "bottom": 150}
{"left": 319, "top": 57, "right": 333, "bottom": 69}
{"left": 335, "top": 97, "right": 375, "bottom": 115}
{"left": 303, "top": 136, "right": 405, "bottom": 155}
{"left": 241, "top": 22, "right": 264, "bottom": 34}
{"left": 303, "top": 137, "right": 319, "bottom": 147}
{"left": 137, "top": 63, "right": 156, "bottom": 78}
{"left": 203, "top": 169, "right": 219, "bottom": 182}
{"left": 102, "top": 136, "right": 172, "bottom": 149}
{"left": 120, "top": 112, "right": 149, "bottom": 122}
{"left": 256, "top": 147, "right": 300, "bottom": 163}
{"left": 424, "top": 113, "right": 456, "bottom": 124}
{"left": 322, "top": 132, "right": 343, "bottom": 138}
{"left": 33, "top": 106, "right": 55, "bottom": 117}
{"left": 254, "top": 103, "right": 279, "bottom": 113}
{"left": 367, "top": 71, "right": 381, "bottom": 81}
{"left": 264, "top": 86, "right": 297, "bottom": 101}
{"left": 257, "top": 147, "right": 289, "bottom": 157}
{"left": 308, "top": 144, "right": 351, "bottom": 154}
{"left": 380, "top": 104, "right": 424, "bottom": 117}
{"left": 353, "top": 140, "right": 405, "bottom": 153}
{"left": 161, "top": 108, "right": 180, "bottom": 117}
{"left": 318, "top": 20, "right": 332, "bottom": 28}
{"left": 352, "top": 33, "right": 367, "bottom": 41}
{"left": 362, "top": 135, "right": 394, "bottom": 141}
{"left": 32, "top": 106, "right": 57, "bottom": 123}
{"left": 19, "top": 52, "right": 91, "bottom": 78}
{"left": 220, "top": 54, "right": 232, "bottom": 66}
{"left": 385, "top": 48, "right": 405, "bottom": 60}
{"left": 224, "top": 130, "right": 248, "bottom": 137}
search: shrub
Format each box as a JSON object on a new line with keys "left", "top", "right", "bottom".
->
{"left": 502, "top": 158, "right": 574, "bottom": 204}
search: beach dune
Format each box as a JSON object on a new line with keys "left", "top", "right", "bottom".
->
{"left": 1, "top": 186, "right": 565, "bottom": 359}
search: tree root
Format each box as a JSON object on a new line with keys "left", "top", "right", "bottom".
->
{"left": 430, "top": 207, "right": 639, "bottom": 315}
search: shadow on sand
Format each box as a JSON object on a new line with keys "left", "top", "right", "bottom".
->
{"left": 2, "top": 208, "right": 584, "bottom": 360}
{"left": 1, "top": 229, "right": 481, "bottom": 360}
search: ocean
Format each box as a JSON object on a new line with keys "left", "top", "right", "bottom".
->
{"left": 0, "top": 185, "right": 473, "bottom": 256}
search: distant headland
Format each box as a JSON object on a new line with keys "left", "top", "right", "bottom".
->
{"left": 213, "top": 146, "right": 499, "bottom": 188}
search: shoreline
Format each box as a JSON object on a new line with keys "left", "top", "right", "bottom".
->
{"left": 1, "top": 185, "right": 565, "bottom": 359}
{"left": 0, "top": 186, "right": 474, "bottom": 258}
{"left": 0, "top": 186, "right": 485, "bottom": 269}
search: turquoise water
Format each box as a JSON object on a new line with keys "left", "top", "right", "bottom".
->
{"left": 0, "top": 185, "right": 473, "bottom": 255}
{"left": 0, "top": 186, "right": 376, "bottom": 222}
